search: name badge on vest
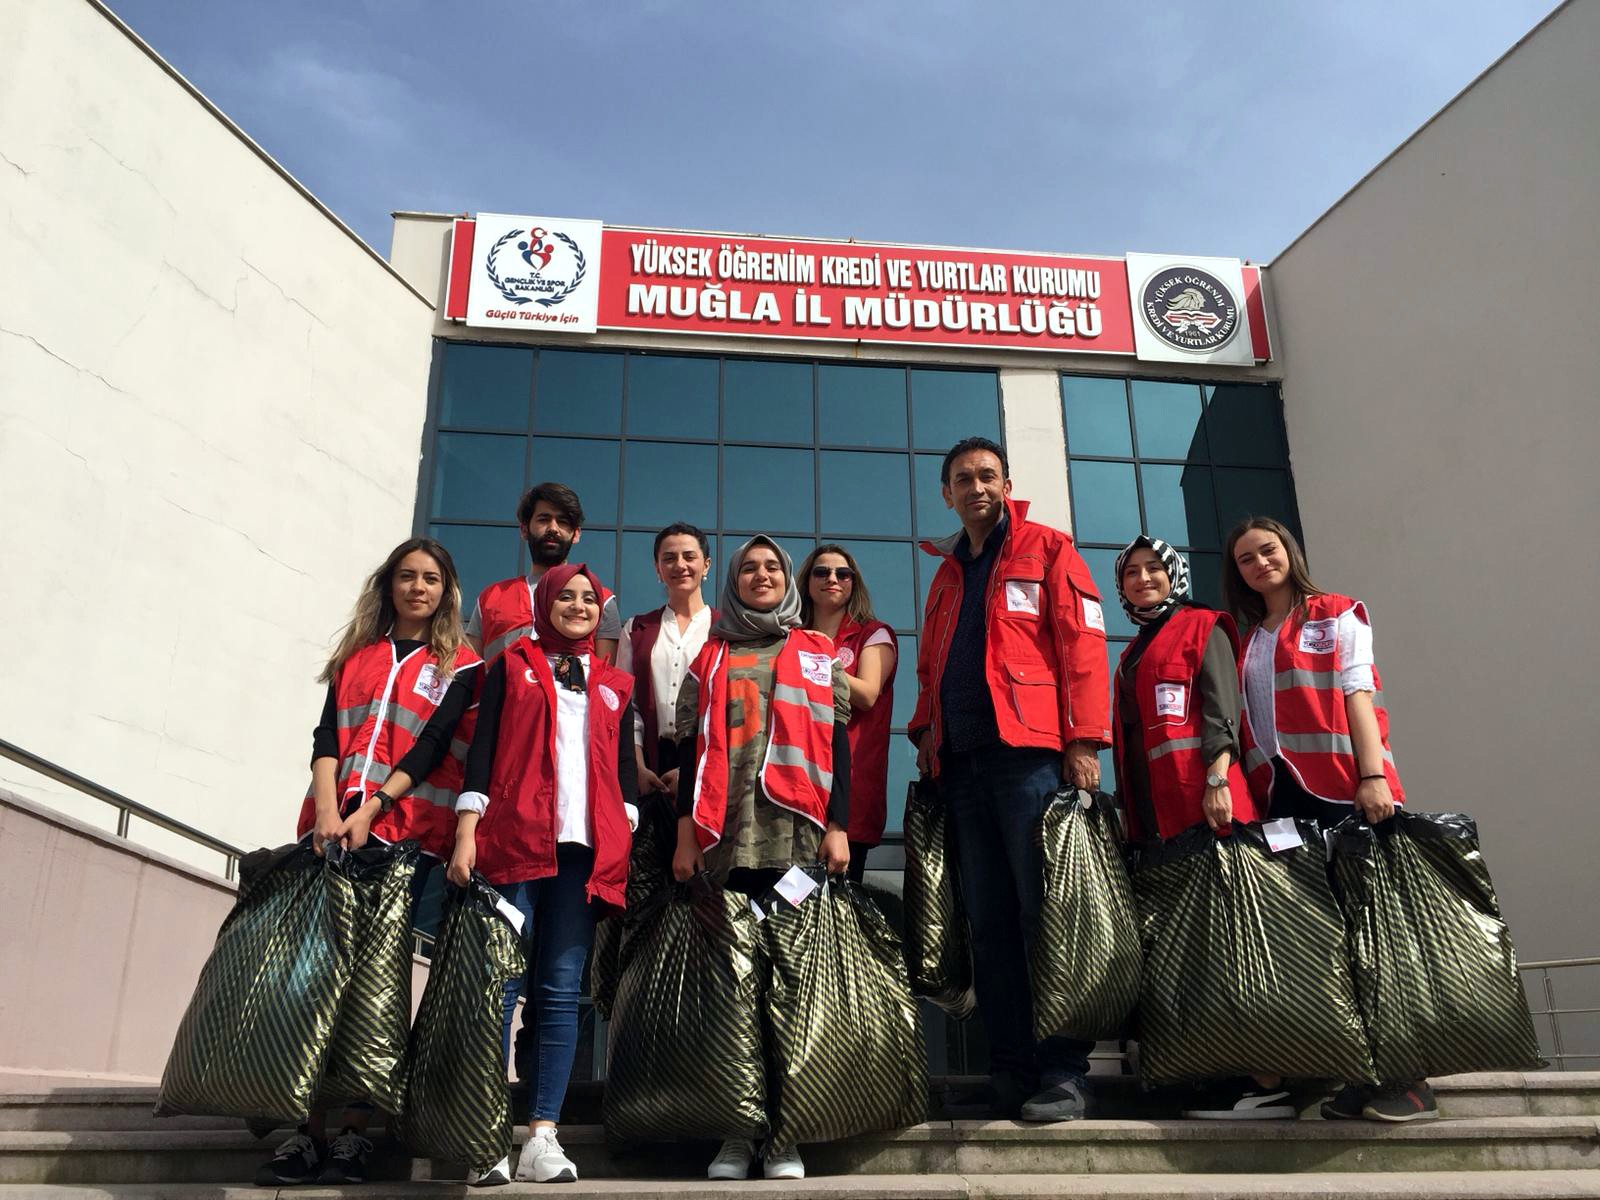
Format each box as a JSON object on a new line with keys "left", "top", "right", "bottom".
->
{"left": 796, "top": 651, "right": 833, "bottom": 688}
{"left": 1153, "top": 681, "right": 1187, "bottom": 719}
{"left": 598, "top": 683, "right": 620, "bottom": 712}
{"left": 837, "top": 645, "right": 856, "bottom": 670}
{"left": 413, "top": 663, "right": 447, "bottom": 705}
{"left": 1004, "top": 579, "right": 1041, "bottom": 615}
{"left": 1299, "top": 618, "right": 1337, "bottom": 655}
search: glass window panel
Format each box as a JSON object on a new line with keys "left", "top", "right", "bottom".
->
{"left": 429, "top": 523, "right": 524, "bottom": 612}
{"left": 1106, "top": 638, "right": 1126, "bottom": 686}
{"left": 829, "top": 539, "right": 916, "bottom": 631}
{"left": 1214, "top": 468, "right": 1298, "bottom": 540}
{"left": 886, "top": 741, "right": 919, "bottom": 834}
{"left": 1079, "top": 548, "right": 1137, "bottom": 638}
{"left": 535, "top": 350, "right": 622, "bottom": 436}
{"left": 820, "top": 450, "right": 912, "bottom": 536}
{"left": 722, "top": 446, "right": 815, "bottom": 534}
{"left": 1140, "top": 463, "right": 1219, "bottom": 549}
{"left": 1061, "top": 375, "right": 1132, "bottom": 457}
{"left": 530, "top": 436, "right": 620, "bottom": 527}
{"left": 725, "top": 358, "right": 813, "bottom": 444}
{"left": 891, "top": 634, "right": 918, "bottom": 728}
{"left": 1067, "top": 459, "right": 1140, "bottom": 546}
{"left": 1188, "top": 552, "right": 1223, "bottom": 610}
{"left": 1131, "top": 380, "right": 1206, "bottom": 460}
{"left": 573, "top": 529, "right": 617, "bottom": 597}
{"left": 818, "top": 364, "right": 907, "bottom": 448}
{"left": 1097, "top": 746, "right": 1116, "bottom": 795}
{"left": 914, "top": 453, "right": 959, "bottom": 542}
{"left": 439, "top": 343, "right": 531, "bottom": 429}
{"left": 910, "top": 369, "right": 1000, "bottom": 451}
{"left": 430, "top": 432, "right": 525, "bottom": 522}
{"left": 1204, "top": 383, "right": 1286, "bottom": 467}
{"left": 618, "top": 530, "right": 667, "bottom": 621}
{"left": 627, "top": 354, "right": 718, "bottom": 439}
{"left": 623, "top": 441, "right": 717, "bottom": 529}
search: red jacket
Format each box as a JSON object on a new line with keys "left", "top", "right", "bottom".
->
{"left": 472, "top": 638, "right": 635, "bottom": 905}
{"left": 834, "top": 615, "right": 897, "bottom": 846}
{"left": 476, "top": 573, "right": 616, "bottom": 663}
{"left": 1113, "top": 606, "right": 1253, "bottom": 842}
{"left": 297, "top": 639, "right": 480, "bottom": 858}
{"left": 1239, "top": 593, "right": 1405, "bottom": 807}
{"left": 910, "top": 496, "right": 1111, "bottom": 772}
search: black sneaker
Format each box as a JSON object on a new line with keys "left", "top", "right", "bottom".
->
{"left": 1019, "top": 1076, "right": 1089, "bottom": 1123}
{"left": 1320, "top": 1083, "right": 1375, "bottom": 1120}
{"left": 1363, "top": 1081, "right": 1439, "bottom": 1123}
{"left": 318, "top": 1130, "right": 374, "bottom": 1184}
{"left": 1182, "top": 1083, "right": 1296, "bottom": 1120}
{"left": 254, "top": 1130, "right": 324, "bottom": 1186}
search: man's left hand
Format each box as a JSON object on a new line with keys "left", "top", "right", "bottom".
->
{"left": 1063, "top": 740, "right": 1101, "bottom": 792}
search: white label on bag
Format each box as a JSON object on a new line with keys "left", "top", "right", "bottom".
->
{"left": 493, "top": 894, "right": 527, "bottom": 935}
{"left": 774, "top": 864, "right": 819, "bottom": 907}
{"left": 1082, "top": 596, "right": 1106, "bottom": 632}
{"left": 1005, "top": 579, "right": 1041, "bottom": 615}
{"left": 750, "top": 898, "right": 768, "bottom": 923}
{"left": 1263, "top": 818, "right": 1304, "bottom": 853}
{"left": 1299, "top": 618, "right": 1337, "bottom": 655}
{"left": 1154, "top": 682, "right": 1187, "bottom": 718}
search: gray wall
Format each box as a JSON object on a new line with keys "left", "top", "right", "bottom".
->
{"left": 1270, "top": 0, "right": 1600, "bottom": 962}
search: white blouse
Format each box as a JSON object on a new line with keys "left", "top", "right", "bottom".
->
{"left": 617, "top": 606, "right": 713, "bottom": 749}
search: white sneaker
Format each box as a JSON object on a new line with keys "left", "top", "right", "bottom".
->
{"left": 467, "top": 1153, "right": 511, "bottom": 1187}
{"left": 762, "top": 1145, "right": 805, "bottom": 1180}
{"left": 516, "top": 1127, "right": 577, "bottom": 1183}
{"left": 707, "top": 1137, "right": 756, "bottom": 1180}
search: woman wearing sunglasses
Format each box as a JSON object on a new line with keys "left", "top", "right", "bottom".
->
{"left": 799, "top": 544, "right": 897, "bottom": 881}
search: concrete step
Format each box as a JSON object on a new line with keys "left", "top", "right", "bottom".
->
{"left": 1, "top": 1117, "right": 1597, "bottom": 1185}
{"left": 2, "top": 1170, "right": 1600, "bottom": 1198}
{"left": 5, "top": 1073, "right": 1596, "bottom": 1132}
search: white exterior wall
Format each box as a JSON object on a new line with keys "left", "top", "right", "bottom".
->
{"left": 0, "top": 0, "right": 437, "bottom": 858}
{"left": 1269, "top": 0, "right": 1600, "bottom": 960}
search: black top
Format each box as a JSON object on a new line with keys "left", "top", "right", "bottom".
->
{"left": 462, "top": 656, "right": 638, "bottom": 804}
{"left": 310, "top": 639, "right": 478, "bottom": 784}
{"left": 939, "top": 514, "right": 1008, "bottom": 754}
{"left": 1117, "top": 610, "right": 1241, "bottom": 839}
{"left": 673, "top": 725, "right": 852, "bottom": 830}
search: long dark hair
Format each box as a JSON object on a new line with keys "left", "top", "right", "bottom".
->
{"left": 320, "top": 537, "right": 466, "bottom": 683}
{"left": 798, "top": 543, "right": 878, "bottom": 627}
{"left": 1221, "top": 516, "right": 1322, "bottom": 628}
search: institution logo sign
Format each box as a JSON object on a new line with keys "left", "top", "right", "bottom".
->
{"left": 465, "top": 213, "right": 602, "bottom": 332}
{"left": 1124, "top": 253, "right": 1256, "bottom": 366}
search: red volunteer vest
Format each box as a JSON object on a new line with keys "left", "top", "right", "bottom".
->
{"left": 689, "top": 630, "right": 837, "bottom": 851}
{"left": 472, "top": 638, "right": 634, "bottom": 905}
{"left": 833, "top": 616, "right": 897, "bottom": 846}
{"left": 297, "top": 639, "right": 481, "bottom": 858}
{"left": 476, "top": 573, "right": 616, "bottom": 663}
{"left": 625, "top": 605, "right": 718, "bottom": 771}
{"left": 1112, "top": 607, "right": 1252, "bottom": 842}
{"left": 1239, "top": 593, "right": 1405, "bottom": 807}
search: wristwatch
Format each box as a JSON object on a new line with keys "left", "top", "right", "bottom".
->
{"left": 372, "top": 789, "right": 397, "bottom": 814}
{"left": 1205, "top": 772, "right": 1228, "bottom": 789}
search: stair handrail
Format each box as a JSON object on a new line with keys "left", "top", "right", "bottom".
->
{"left": 1518, "top": 957, "right": 1600, "bottom": 1071}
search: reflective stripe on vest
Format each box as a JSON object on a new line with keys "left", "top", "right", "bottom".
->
{"left": 484, "top": 621, "right": 534, "bottom": 664}
{"left": 1147, "top": 735, "right": 1203, "bottom": 762}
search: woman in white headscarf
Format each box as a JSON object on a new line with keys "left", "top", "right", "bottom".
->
{"left": 668, "top": 535, "right": 853, "bottom": 1181}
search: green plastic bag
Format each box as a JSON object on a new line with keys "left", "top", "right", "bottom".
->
{"left": 1031, "top": 790, "right": 1141, "bottom": 1042}
{"left": 591, "top": 794, "right": 677, "bottom": 1020}
{"left": 397, "top": 875, "right": 526, "bottom": 1173}
{"left": 761, "top": 870, "right": 928, "bottom": 1153}
{"left": 902, "top": 780, "right": 976, "bottom": 1019}
{"left": 1132, "top": 820, "right": 1375, "bottom": 1087}
{"left": 315, "top": 840, "right": 420, "bottom": 1114}
{"left": 603, "top": 876, "right": 768, "bottom": 1144}
{"left": 1330, "top": 811, "right": 1545, "bottom": 1082}
{"left": 156, "top": 844, "right": 357, "bottom": 1124}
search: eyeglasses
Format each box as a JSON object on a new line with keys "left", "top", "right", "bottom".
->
{"left": 810, "top": 566, "right": 855, "bottom": 582}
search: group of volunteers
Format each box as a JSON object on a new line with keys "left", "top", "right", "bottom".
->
{"left": 261, "top": 432, "right": 1430, "bottom": 1188}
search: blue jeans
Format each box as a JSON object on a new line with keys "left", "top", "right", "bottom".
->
{"left": 942, "top": 745, "right": 1093, "bottom": 1089}
{"left": 494, "top": 844, "right": 598, "bottom": 1123}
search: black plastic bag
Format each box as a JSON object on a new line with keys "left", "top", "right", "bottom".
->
{"left": 902, "top": 780, "right": 976, "bottom": 1019}
{"left": 315, "top": 840, "right": 420, "bottom": 1114}
{"left": 1131, "top": 820, "right": 1375, "bottom": 1087}
{"left": 1330, "top": 811, "right": 1545, "bottom": 1081}
{"left": 760, "top": 869, "right": 928, "bottom": 1153}
{"left": 396, "top": 874, "right": 526, "bottom": 1173}
{"left": 1031, "top": 790, "right": 1141, "bottom": 1042}
{"left": 591, "top": 794, "right": 678, "bottom": 1020}
{"left": 603, "top": 876, "right": 768, "bottom": 1144}
{"left": 156, "top": 844, "right": 357, "bottom": 1123}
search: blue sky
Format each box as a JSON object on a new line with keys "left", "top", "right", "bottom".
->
{"left": 106, "top": 1, "right": 1558, "bottom": 260}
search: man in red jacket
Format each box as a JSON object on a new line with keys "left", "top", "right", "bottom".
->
{"left": 911, "top": 437, "right": 1112, "bottom": 1122}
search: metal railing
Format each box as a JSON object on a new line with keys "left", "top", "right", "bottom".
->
{"left": 1, "top": 736, "right": 244, "bottom": 880}
{"left": 1519, "top": 957, "right": 1600, "bottom": 1071}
